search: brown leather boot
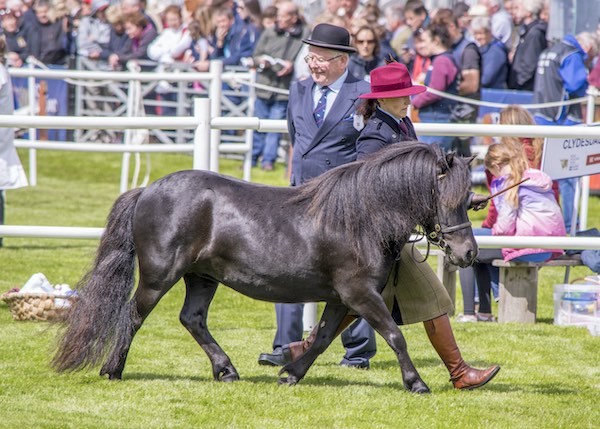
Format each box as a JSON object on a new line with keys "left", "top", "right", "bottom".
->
{"left": 284, "top": 315, "right": 358, "bottom": 362}
{"left": 424, "top": 314, "right": 500, "bottom": 390}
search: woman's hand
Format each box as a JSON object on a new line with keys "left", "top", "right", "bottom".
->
{"left": 468, "top": 193, "right": 489, "bottom": 211}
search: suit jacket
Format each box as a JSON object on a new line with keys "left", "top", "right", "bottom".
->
{"left": 287, "top": 72, "right": 370, "bottom": 185}
{"left": 356, "top": 109, "right": 417, "bottom": 160}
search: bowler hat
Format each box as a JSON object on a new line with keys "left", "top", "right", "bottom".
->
{"left": 302, "top": 23, "right": 357, "bottom": 53}
{"left": 359, "top": 62, "right": 427, "bottom": 99}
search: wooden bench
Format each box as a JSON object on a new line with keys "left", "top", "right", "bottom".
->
{"left": 492, "top": 255, "right": 583, "bottom": 323}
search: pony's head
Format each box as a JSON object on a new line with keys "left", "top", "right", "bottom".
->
{"left": 421, "top": 149, "right": 478, "bottom": 268}
{"left": 294, "top": 142, "right": 478, "bottom": 268}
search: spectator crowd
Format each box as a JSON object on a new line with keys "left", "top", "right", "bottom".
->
{"left": 1, "top": 0, "right": 600, "bottom": 167}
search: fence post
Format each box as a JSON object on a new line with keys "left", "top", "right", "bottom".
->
{"left": 74, "top": 56, "right": 83, "bottom": 142}
{"left": 193, "top": 97, "right": 211, "bottom": 170}
{"left": 120, "top": 72, "right": 138, "bottom": 193}
{"left": 580, "top": 91, "right": 597, "bottom": 230}
{"left": 303, "top": 303, "right": 317, "bottom": 332}
{"left": 209, "top": 60, "right": 223, "bottom": 173}
{"left": 27, "top": 59, "right": 37, "bottom": 186}
{"left": 242, "top": 68, "right": 256, "bottom": 181}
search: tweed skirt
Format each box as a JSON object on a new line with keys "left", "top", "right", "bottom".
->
{"left": 381, "top": 246, "right": 454, "bottom": 325}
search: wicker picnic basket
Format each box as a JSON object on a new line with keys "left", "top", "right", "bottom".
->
{"left": 0, "top": 292, "right": 74, "bottom": 321}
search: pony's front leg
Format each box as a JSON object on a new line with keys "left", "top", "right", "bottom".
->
{"left": 342, "top": 289, "right": 430, "bottom": 394}
{"left": 278, "top": 303, "right": 348, "bottom": 385}
{"left": 180, "top": 273, "right": 239, "bottom": 382}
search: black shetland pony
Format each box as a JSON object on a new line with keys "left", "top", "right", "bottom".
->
{"left": 52, "top": 142, "right": 477, "bottom": 394}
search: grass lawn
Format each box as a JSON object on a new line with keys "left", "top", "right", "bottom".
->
{"left": 1, "top": 150, "right": 599, "bottom": 429}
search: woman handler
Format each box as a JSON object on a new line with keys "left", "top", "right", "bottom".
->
{"left": 282, "top": 62, "right": 500, "bottom": 390}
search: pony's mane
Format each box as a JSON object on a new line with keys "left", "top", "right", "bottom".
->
{"left": 292, "top": 142, "right": 471, "bottom": 263}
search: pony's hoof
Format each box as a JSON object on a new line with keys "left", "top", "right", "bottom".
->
{"left": 216, "top": 367, "right": 240, "bottom": 382}
{"left": 407, "top": 380, "right": 431, "bottom": 394}
{"left": 100, "top": 366, "right": 122, "bottom": 380}
{"left": 102, "top": 372, "right": 122, "bottom": 381}
{"left": 278, "top": 375, "right": 298, "bottom": 386}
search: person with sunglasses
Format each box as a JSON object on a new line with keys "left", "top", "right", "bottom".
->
{"left": 348, "top": 24, "right": 384, "bottom": 81}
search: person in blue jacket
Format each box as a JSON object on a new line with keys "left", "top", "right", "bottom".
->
{"left": 470, "top": 16, "right": 508, "bottom": 89}
{"left": 532, "top": 32, "right": 599, "bottom": 232}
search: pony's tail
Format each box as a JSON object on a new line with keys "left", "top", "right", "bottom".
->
{"left": 52, "top": 188, "right": 144, "bottom": 372}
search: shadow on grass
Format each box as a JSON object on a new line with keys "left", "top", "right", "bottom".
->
{"left": 111, "top": 371, "right": 580, "bottom": 395}
{"left": 124, "top": 371, "right": 407, "bottom": 389}
{"left": 245, "top": 374, "right": 407, "bottom": 389}
{"left": 124, "top": 372, "right": 213, "bottom": 383}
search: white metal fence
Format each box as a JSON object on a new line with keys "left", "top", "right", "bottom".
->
{"left": 8, "top": 60, "right": 257, "bottom": 186}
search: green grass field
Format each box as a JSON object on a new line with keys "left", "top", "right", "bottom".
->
{"left": 1, "top": 150, "right": 599, "bottom": 429}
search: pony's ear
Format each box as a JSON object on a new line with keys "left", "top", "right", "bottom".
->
{"left": 434, "top": 145, "right": 452, "bottom": 176}
{"left": 464, "top": 155, "right": 477, "bottom": 165}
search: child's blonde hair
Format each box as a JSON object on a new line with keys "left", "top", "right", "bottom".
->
{"left": 484, "top": 142, "right": 529, "bottom": 208}
{"left": 499, "top": 105, "right": 544, "bottom": 168}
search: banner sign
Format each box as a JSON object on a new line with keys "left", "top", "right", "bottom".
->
{"left": 541, "top": 125, "right": 600, "bottom": 180}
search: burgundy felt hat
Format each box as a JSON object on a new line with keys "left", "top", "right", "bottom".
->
{"left": 359, "top": 62, "right": 427, "bottom": 99}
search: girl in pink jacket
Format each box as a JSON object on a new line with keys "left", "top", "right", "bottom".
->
{"left": 463, "top": 142, "right": 566, "bottom": 323}
{"left": 485, "top": 142, "right": 567, "bottom": 262}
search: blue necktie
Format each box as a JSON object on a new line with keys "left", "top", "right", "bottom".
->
{"left": 313, "top": 86, "right": 330, "bottom": 127}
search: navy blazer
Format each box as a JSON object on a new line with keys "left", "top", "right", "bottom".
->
{"left": 356, "top": 109, "right": 417, "bottom": 160}
{"left": 287, "top": 72, "right": 370, "bottom": 185}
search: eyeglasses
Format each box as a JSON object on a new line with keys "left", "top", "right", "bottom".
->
{"left": 356, "top": 39, "right": 376, "bottom": 45}
{"left": 304, "top": 54, "right": 343, "bottom": 65}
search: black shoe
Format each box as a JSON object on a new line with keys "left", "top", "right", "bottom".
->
{"left": 339, "top": 359, "right": 370, "bottom": 370}
{"left": 258, "top": 348, "right": 292, "bottom": 367}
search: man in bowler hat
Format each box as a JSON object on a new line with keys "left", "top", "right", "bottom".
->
{"left": 258, "top": 23, "right": 376, "bottom": 369}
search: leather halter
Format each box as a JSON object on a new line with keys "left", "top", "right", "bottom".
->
{"left": 424, "top": 171, "right": 472, "bottom": 250}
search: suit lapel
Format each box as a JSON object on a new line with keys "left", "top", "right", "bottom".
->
{"left": 303, "top": 75, "right": 359, "bottom": 154}
{"left": 299, "top": 79, "right": 319, "bottom": 138}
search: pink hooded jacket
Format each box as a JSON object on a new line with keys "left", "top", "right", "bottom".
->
{"left": 491, "top": 169, "right": 566, "bottom": 261}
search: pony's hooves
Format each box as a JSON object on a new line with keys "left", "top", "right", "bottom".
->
{"left": 100, "top": 367, "right": 122, "bottom": 380}
{"left": 219, "top": 372, "right": 240, "bottom": 382}
{"left": 278, "top": 375, "right": 298, "bottom": 386}
{"left": 216, "top": 367, "right": 240, "bottom": 382}
{"left": 103, "top": 372, "right": 122, "bottom": 381}
{"left": 408, "top": 381, "right": 431, "bottom": 394}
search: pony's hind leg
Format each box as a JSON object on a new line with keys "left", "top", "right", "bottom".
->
{"left": 180, "top": 273, "right": 239, "bottom": 382}
{"left": 100, "top": 275, "right": 177, "bottom": 380}
{"left": 342, "top": 289, "right": 430, "bottom": 394}
{"left": 278, "top": 303, "right": 348, "bottom": 385}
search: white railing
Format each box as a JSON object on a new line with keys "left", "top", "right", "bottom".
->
{"left": 8, "top": 61, "right": 257, "bottom": 186}
{"left": 0, "top": 223, "right": 599, "bottom": 250}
